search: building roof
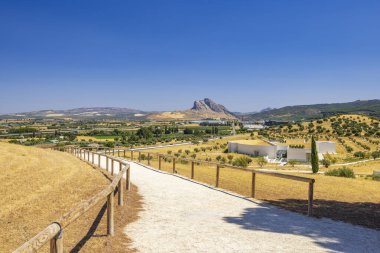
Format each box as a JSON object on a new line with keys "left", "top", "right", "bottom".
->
{"left": 229, "top": 139, "right": 271, "bottom": 146}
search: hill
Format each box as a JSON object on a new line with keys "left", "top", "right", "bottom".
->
{"left": 258, "top": 114, "right": 380, "bottom": 165}
{"left": 148, "top": 98, "right": 237, "bottom": 120}
{"left": 242, "top": 99, "right": 380, "bottom": 121}
{"left": 0, "top": 143, "right": 110, "bottom": 252}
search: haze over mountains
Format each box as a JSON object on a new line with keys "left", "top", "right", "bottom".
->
{"left": 2, "top": 99, "right": 380, "bottom": 121}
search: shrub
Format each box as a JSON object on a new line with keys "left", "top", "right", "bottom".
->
{"left": 325, "top": 167, "right": 355, "bottom": 178}
{"left": 371, "top": 151, "right": 380, "bottom": 160}
{"left": 287, "top": 160, "right": 297, "bottom": 167}
{"left": 321, "top": 159, "right": 331, "bottom": 168}
{"left": 354, "top": 151, "right": 365, "bottom": 158}
{"left": 232, "top": 157, "right": 252, "bottom": 168}
{"left": 257, "top": 157, "right": 267, "bottom": 168}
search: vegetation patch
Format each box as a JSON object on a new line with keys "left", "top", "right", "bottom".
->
{"left": 325, "top": 167, "right": 355, "bottom": 178}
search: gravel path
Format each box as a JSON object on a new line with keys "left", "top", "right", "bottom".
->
{"left": 88, "top": 153, "right": 380, "bottom": 253}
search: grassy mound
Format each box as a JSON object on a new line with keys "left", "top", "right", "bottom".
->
{"left": 0, "top": 142, "right": 109, "bottom": 252}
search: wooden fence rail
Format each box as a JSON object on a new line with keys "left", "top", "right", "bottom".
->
{"left": 95, "top": 147, "right": 315, "bottom": 217}
{"left": 73, "top": 147, "right": 315, "bottom": 216}
{"left": 54, "top": 146, "right": 315, "bottom": 216}
{"left": 13, "top": 147, "right": 130, "bottom": 253}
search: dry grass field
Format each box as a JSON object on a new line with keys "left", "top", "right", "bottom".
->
{"left": 129, "top": 148, "right": 380, "bottom": 229}
{"left": 76, "top": 135, "right": 116, "bottom": 142}
{"left": 0, "top": 142, "right": 141, "bottom": 252}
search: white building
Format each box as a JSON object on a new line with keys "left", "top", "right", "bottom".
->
{"left": 242, "top": 124, "right": 265, "bottom": 131}
{"left": 228, "top": 140, "right": 336, "bottom": 162}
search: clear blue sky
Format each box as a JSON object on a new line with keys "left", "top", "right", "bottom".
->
{"left": 0, "top": 1, "right": 379, "bottom": 114}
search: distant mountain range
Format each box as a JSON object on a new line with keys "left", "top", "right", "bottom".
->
{"left": 241, "top": 99, "right": 380, "bottom": 121}
{"left": 2, "top": 99, "right": 380, "bottom": 121}
{"left": 1, "top": 98, "right": 237, "bottom": 120}
{"left": 1, "top": 107, "right": 147, "bottom": 120}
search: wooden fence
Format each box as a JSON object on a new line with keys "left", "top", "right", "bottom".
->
{"left": 13, "top": 147, "right": 130, "bottom": 253}
{"left": 133, "top": 150, "right": 315, "bottom": 216}
{"left": 80, "top": 147, "right": 315, "bottom": 216}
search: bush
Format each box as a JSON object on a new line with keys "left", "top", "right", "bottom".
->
{"left": 321, "top": 159, "right": 331, "bottom": 168}
{"left": 287, "top": 160, "right": 297, "bottom": 167}
{"left": 232, "top": 157, "right": 252, "bottom": 168}
{"left": 354, "top": 151, "right": 365, "bottom": 158}
{"left": 257, "top": 157, "right": 267, "bottom": 168}
{"left": 325, "top": 167, "right": 355, "bottom": 178}
{"left": 371, "top": 151, "right": 380, "bottom": 160}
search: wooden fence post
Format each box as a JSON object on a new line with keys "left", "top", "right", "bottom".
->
{"left": 124, "top": 149, "right": 126, "bottom": 157}
{"left": 148, "top": 153, "right": 150, "bottom": 165}
{"left": 126, "top": 166, "right": 130, "bottom": 190}
{"left": 138, "top": 152, "right": 141, "bottom": 162}
{"left": 92, "top": 152, "right": 94, "bottom": 164}
{"left": 112, "top": 149, "right": 115, "bottom": 156}
{"left": 131, "top": 151, "right": 134, "bottom": 160}
{"left": 98, "top": 154, "right": 101, "bottom": 167}
{"left": 308, "top": 180, "right": 314, "bottom": 216}
{"left": 107, "top": 193, "right": 114, "bottom": 236}
{"left": 118, "top": 177, "right": 123, "bottom": 206}
{"left": 172, "top": 158, "right": 176, "bottom": 173}
{"left": 251, "top": 172, "right": 256, "bottom": 198}
{"left": 158, "top": 155, "right": 162, "bottom": 170}
{"left": 191, "top": 161, "right": 195, "bottom": 179}
{"left": 118, "top": 149, "right": 120, "bottom": 157}
{"left": 216, "top": 165, "right": 220, "bottom": 187}
{"left": 50, "top": 228, "right": 63, "bottom": 253}
{"left": 106, "top": 157, "right": 109, "bottom": 171}
{"left": 111, "top": 159, "right": 114, "bottom": 175}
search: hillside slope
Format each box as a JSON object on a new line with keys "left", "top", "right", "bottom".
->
{"left": 0, "top": 143, "right": 109, "bottom": 252}
{"left": 243, "top": 99, "right": 380, "bottom": 121}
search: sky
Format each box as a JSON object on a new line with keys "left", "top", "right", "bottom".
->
{"left": 0, "top": 0, "right": 379, "bottom": 114}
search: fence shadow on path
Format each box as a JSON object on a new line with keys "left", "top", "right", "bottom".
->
{"left": 223, "top": 203, "right": 379, "bottom": 253}
{"left": 267, "top": 198, "right": 380, "bottom": 230}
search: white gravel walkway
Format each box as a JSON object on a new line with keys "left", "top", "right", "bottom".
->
{"left": 89, "top": 153, "right": 380, "bottom": 253}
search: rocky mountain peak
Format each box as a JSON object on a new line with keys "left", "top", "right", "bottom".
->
{"left": 191, "top": 98, "right": 235, "bottom": 118}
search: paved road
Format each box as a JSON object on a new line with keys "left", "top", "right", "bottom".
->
{"left": 82, "top": 152, "right": 380, "bottom": 253}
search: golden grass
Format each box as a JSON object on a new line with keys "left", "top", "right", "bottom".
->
{"left": 331, "top": 159, "right": 380, "bottom": 174}
{"left": 0, "top": 142, "right": 111, "bottom": 252}
{"left": 76, "top": 135, "right": 115, "bottom": 142}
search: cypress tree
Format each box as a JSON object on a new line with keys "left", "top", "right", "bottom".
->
{"left": 311, "top": 135, "right": 319, "bottom": 173}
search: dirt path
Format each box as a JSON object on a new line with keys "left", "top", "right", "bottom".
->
{"left": 120, "top": 161, "right": 379, "bottom": 253}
